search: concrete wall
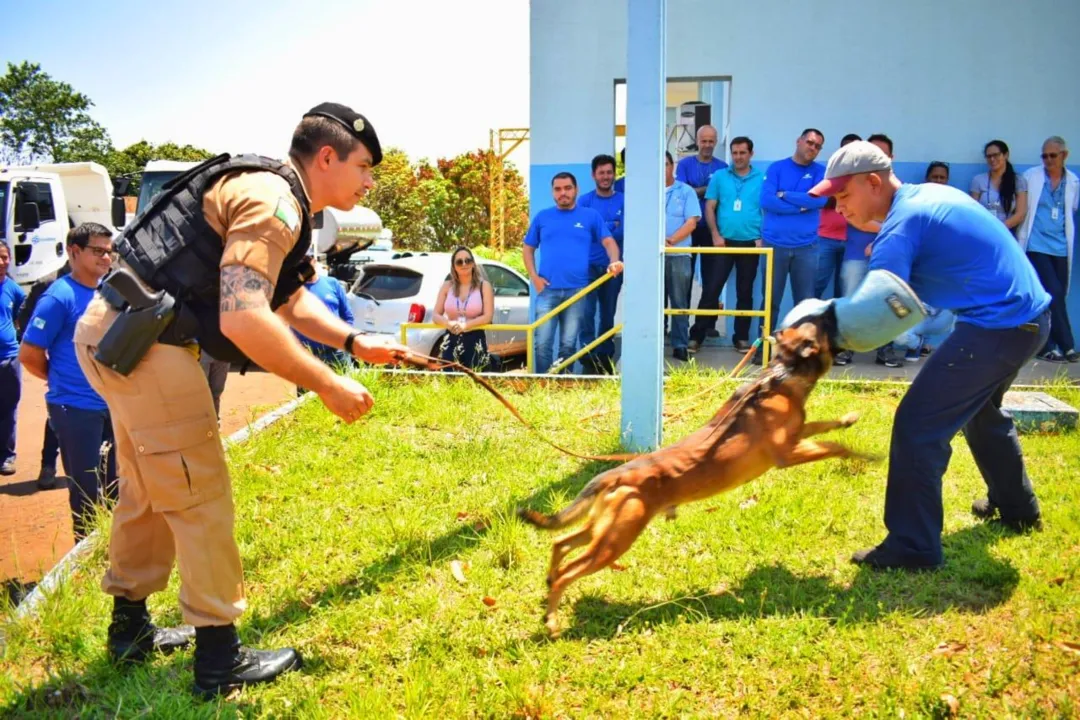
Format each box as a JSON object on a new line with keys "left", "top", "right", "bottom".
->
{"left": 530, "top": 0, "right": 1080, "bottom": 330}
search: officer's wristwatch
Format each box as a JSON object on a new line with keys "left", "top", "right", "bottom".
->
{"left": 344, "top": 331, "right": 360, "bottom": 355}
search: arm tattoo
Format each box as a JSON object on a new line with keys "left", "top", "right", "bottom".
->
{"left": 220, "top": 265, "right": 273, "bottom": 312}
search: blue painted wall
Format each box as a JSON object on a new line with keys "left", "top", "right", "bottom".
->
{"left": 530, "top": 0, "right": 1080, "bottom": 339}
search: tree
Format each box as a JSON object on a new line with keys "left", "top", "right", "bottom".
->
{"left": 361, "top": 148, "right": 431, "bottom": 250}
{"left": 0, "top": 61, "right": 111, "bottom": 164}
{"left": 428, "top": 150, "right": 529, "bottom": 250}
{"left": 102, "top": 140, "right": 215, "bottom": 195}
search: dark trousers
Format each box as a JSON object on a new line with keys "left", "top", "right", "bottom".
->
{"left": 579, "top": 263, "right": 623, "bottom": 363}
{"left": 41, "top": 419, "right": 60, "bottom": 471}
{"left": 688, "top": 223, "right": 713, "bottom": 308}
{"left": 690, "top": 239, "right": 760, "bottom": 345}
{"left": 0, "top": 357, "right": 20, "bottom": 465}
{"left": 882, "top": 312, "right": 1048, "bottom": 565}
{"left": 47, "top": 403, "right": 118, "bottom": 541}
{"left": 1027, "top": 251, "right": 1075, "bottom": 354}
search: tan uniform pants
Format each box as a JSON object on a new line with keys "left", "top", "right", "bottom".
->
{"left": 74, "top": 295, "right": 246, "bottom": 627}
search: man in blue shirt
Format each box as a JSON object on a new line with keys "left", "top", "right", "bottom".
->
{"left": 20, "top": 223, "right": 119, "bottom": 540}
{"left": 294, "top": 264, "right": 357, "bottom": 393}
{"left": 0, "top": 243, "right": 27, "bottom": 476}
{"left": 664, "top": 151, "right": 703, "bottom": 361}
{"left": 690, "top": 136, "right": 764, "bottom": 354}
{"left": 784, "top": 141, "right": 1051, "bottom": 570}
{"left": 524, "top": 172, "right": 623, "bottom": 373}
{"left": 577, "top": 154, "right": 625, "bottom": 373}
{"left": 676, "top": 126, "right": 728, "bottom": 308}
{"left": 758, "top": 129, "right": 827, "bottom": 347}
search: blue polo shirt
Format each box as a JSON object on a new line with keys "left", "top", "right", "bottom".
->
{"left": 524, "top": 205, "right": 608, "bottom": 290}
{"left": 578, "top": 190, "right": 625, "bottom": 263}
{"left": 1, "top": 277, "right": 27, "bottom": 360}
{"left": 21, "top": 275, "right": 107, "bottom": 411}
{"left": 665, "top": 180, "right": 702, "bottom": 248}
{"left": 759, "top": 158, "right": 827, "bottom": 247}
{"left": 295, "top": 275, "right": 354, "bottom": 354}
{"left": 869, "top": 183, "right": 1051, "bottom": 330}
{"left": 676, "top": 156, "right": 727, "bottom": 215}
{"left": 704, "top": 166, "right": 765, "bottom": 241}
{"left": 1027, "top": 172, "right": 1068, "bottom": 257}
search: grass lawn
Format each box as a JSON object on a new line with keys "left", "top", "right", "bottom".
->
{"left": 2, "top": 370, "right": 1078, "bottom": 718}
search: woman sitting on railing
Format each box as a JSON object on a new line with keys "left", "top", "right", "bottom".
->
{"left": 432, "top": 246, "right": 495, "bottom": 370}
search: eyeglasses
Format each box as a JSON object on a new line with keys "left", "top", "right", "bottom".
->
{"left": 985, "top": 152, "right": 1003, "bottom": 160}
{"left": 804, "top": 140, "right": 823, "bottom": 150}
{"left": 454, "top": 256, "right": 474, "bottom": 267}
{"left": 1041, "top": 152, "right": 1062, "bottom": 160}
{"left": 83, "top": 246, "right": 117, "bottom": 259}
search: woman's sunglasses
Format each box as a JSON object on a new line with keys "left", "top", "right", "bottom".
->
{"left": 454, "top": 256, "right": 474, "bottom": 267}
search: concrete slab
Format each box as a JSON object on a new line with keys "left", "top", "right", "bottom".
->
{"left": 1002, "top": 391, "right": 1079, "bottom": 432}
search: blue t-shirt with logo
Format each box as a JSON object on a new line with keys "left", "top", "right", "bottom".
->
{"left": 845, "top": 224, "right": 877, "bottom": 262}
{"left": 676, "top": 156, "right": 728, "bottom": 215}
{"left": 1, "top": 277, "right": 27, "bottom": 360}
{"left": 524, "top": 206, "right": 608, "bottom": 290}
{"left": 759, "top": 158, "right": 828, "bottom": 247}
{"left": 869, "top": 183, "right": 1051, "bottom": 330}
{"left": 295, "top": 275, "right": 354, "bottom": 354}
{"left": 22, "top": 275, "right": 107, "bottom": 410}
{"left": 578, "top": 190, "right": 625, "bottom": 263}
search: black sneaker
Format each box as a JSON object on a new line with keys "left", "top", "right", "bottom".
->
{"left": 36, "top": 466, "right": 57, "bottom": 490}
{"left": 875, "top": 347, "right": 903, "bottom": 368}
{"left": 1039, "top": 350, "right": 1067, "bottom": 363}
{"left": 834, "top": 350, "right": 854, "bottom": 366}
{"left": 1065, "top": 350, "right": 1080, "bottom": 364}
{"left": 672, "top": 348, "right": 689, "bottom": 362}
{"left": 687, "top": 340, "right": 700, "bottom": 354}
{"left": 0, "top": 460, "right": 14, "bottom": 476}
{"left": 851, "top": 544, "right": 942, "bottom": 571}
{"left": 733, "top": 339, "right": 752, "bottom": 353}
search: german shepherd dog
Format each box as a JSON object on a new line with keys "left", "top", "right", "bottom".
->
{"left": 518, "top": 313, "right": 875, "bottom": 636}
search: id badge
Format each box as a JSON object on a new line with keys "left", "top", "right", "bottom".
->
{"left": 733, "top": 199, "right": 742, "bottom": 212}
{"left": 1052, "top": 207, "right": 1060, "bottom": 221}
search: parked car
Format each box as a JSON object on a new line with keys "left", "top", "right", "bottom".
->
{"left": 347, "top": 252, "right": 532, "bottom": 367}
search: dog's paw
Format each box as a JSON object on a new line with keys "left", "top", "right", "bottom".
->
{"left": 840, "top": 412, "right": 860, "bottom": 427}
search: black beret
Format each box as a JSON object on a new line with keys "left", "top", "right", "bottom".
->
{"left": 303, "top": 102, "right": 383, "bottom": 166}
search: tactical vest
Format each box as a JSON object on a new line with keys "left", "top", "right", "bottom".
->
{"left": 115, "top": 153, "right": 314, "bottom": 364}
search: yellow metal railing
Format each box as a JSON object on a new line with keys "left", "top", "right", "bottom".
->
{"left": 399, "top": 246, "right": 774, "bottom": 372}
{"left": 662, "top": 246, "right": 775, "bottom": 365}
{"left": 400, "top": 271, "right": 615, "bottom": 373}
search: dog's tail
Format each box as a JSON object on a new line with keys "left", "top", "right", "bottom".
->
{"left": 517, "top": 471, "right": 620, "bottom": 531}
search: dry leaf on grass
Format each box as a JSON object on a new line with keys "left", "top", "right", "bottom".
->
{"left": 739, "top": 496, "right": 758, "bottom": 510}
{"left": 939, "top": 694, "right": 960, "bottom": 717}
{"left": 450, "top": 560, "right": 468, "bottom": 584}
{"left": 455, "top": 511, "right": 470, "bottom": 521}
{"left": 482, "top": 596, "right": 497, "bottom": 607}
{"left": 932, "top": 641, "right": 968, "bottom": 658}
{"left": 1049, "top": 576, "right": 1066, "bottom": 586}
{"left": 1054, "top": 640, "right": 1080, "bottom": 656}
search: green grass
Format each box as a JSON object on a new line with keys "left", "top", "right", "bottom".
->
{"left": 2, "top": 370, "right": 1079, "bottom": 718}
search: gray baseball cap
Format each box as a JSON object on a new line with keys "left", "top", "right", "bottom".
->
{"left": 809, "top": 140, "right": 892, "bottom": 197}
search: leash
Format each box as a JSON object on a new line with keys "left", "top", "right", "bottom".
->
{"left": 388, "top": 348, "right": 640, "bottom": 462}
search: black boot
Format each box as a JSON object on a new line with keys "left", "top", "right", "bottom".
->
{"left": 192, "top": 624, "right": 301, "bottom": 699}
{"left": 108, "top": 596, "right": 195, "bottom": 664}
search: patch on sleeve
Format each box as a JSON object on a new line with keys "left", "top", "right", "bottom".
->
{"left": 885, "top": 293, "right": 912, "bottom": 319}
{"left": 32, "top": 317, "right": 47, "bottom": 330}
{"left": 273, "top": 197, "right": 301, "bottom": 233}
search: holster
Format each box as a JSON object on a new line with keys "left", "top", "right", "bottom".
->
{"left": 94, "top": 268, "right": 178, "bottom": 376}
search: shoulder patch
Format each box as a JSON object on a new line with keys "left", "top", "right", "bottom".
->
{"left": 32, "top": 317, "right": 46, "bottom": 330}
{"left": 273, "top": 197, "right": 301, "bottom": 233}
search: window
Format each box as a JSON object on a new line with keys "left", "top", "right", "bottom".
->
{"left": 483, "top": 264, "right": 529, "bottom": 297}
{"left": 21, "top": 182, "right": 57, "bottom": 222}
{"left": 0, "top": 182, "right": 8, "bottom": 237}
{"left": 353, "top": 266, "right": 423, "bottom": 300}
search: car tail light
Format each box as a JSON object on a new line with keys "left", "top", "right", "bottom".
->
{"left": 407, "top": 303, "right": 426, "bottom": 323}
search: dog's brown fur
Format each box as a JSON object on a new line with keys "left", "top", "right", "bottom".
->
{"left": 518, "top": 316, "right": 874, "bottom": 636}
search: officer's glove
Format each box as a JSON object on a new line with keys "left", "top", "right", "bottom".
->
{"left": 780, "top": 269, "right": 927, "bottom": 352}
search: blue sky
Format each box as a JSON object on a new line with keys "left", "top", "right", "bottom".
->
{"left": 3, "top": 0, "right": 530, "bottom": 165}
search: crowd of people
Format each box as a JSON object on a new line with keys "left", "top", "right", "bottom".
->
{"left": 521, "top": 127, "right": 1078, "bottom": 371}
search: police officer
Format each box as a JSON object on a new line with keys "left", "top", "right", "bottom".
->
{"left": 72, "top": 103, "right": 408, "bottom": 698}
{"left": 782, "top": 141, "right": 1051, "bottom": 571}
